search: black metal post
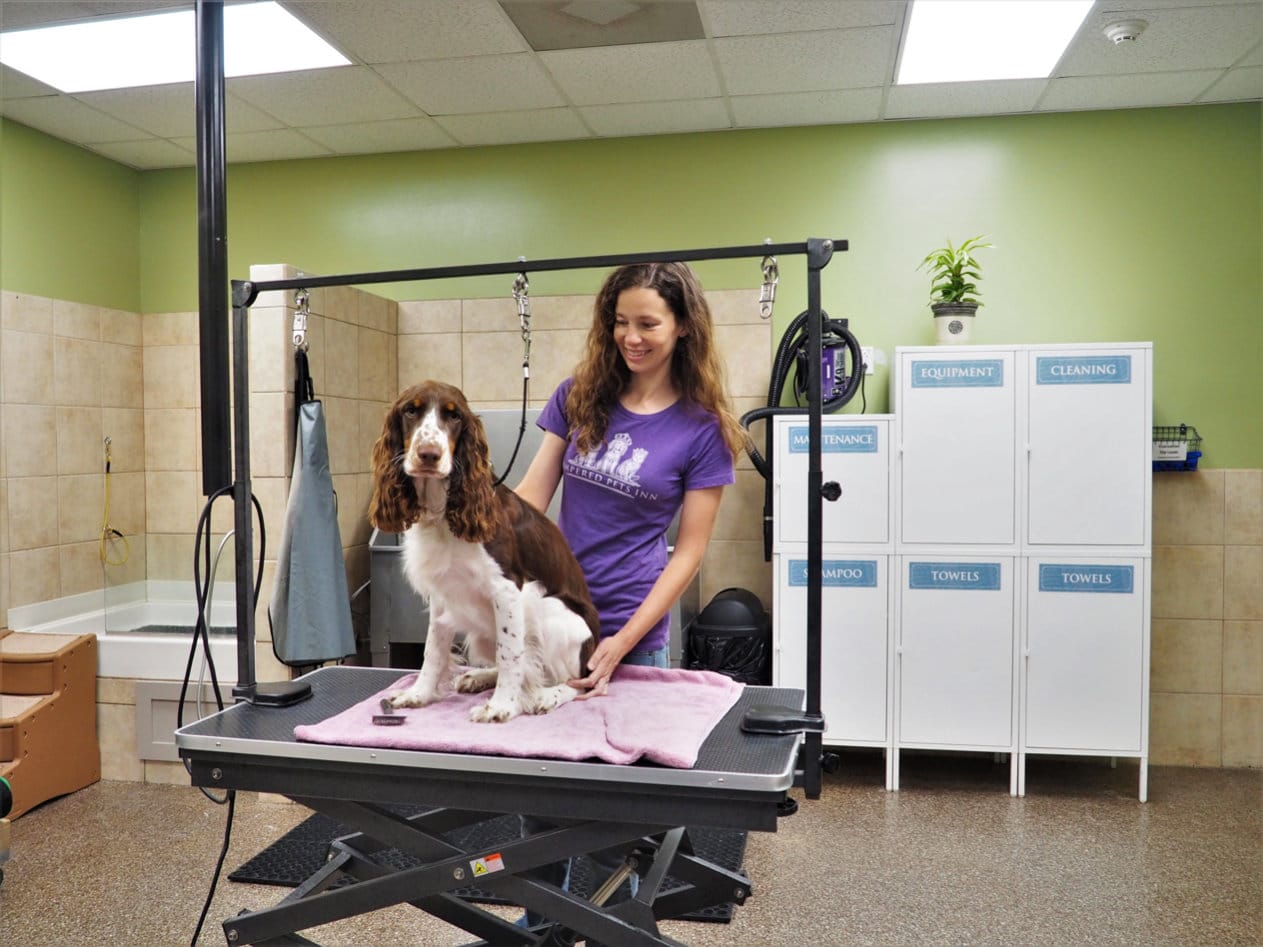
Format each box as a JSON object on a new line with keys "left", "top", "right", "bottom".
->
{"left": 195, "top": 0, "right": 231, "bottom": 495}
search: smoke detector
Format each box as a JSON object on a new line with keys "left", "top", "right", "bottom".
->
{"left": 1103, "top": 19, "right": 1148, "bottom": 45}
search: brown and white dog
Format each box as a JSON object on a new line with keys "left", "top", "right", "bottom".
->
{"left": 369, "top": 380, "right": 600, "bottom": 722}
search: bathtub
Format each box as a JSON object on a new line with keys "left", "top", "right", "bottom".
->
{"left": 6, "top": 581, "right": 238, "bottom": 681}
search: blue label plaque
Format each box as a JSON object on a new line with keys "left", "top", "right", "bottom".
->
{"left": 1036, "top": 355, "right": 1131, "bottom": 385}
{"left": 788, "top": 425, "right": 878, "bottom": 454}
{"left": 908, "top": 562, "right": 1002, "bottom": 590}
{"left": 1038, "top": 564, "right": 1134, "bottom": 593}
{"left": 789, "top": 559, "right": 878, "bottom": 588}
{"left": 910, "top": 359, "right": 1004, "bottom": 388}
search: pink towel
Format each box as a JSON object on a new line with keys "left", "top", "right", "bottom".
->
{"left": 294, "top": 665, "right": 744, "bottom": 769}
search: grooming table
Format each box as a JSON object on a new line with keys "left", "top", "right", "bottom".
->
{"left": 176, "top": 666, "right": 802, "bottom": 946}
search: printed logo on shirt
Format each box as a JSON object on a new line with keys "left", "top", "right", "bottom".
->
{"left": 568, "top": 432, "right": 660, "bottom": 500}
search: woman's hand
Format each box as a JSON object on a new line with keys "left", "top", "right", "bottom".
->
{"left": 568, "top": 634, "right": 632, "bottom": 698}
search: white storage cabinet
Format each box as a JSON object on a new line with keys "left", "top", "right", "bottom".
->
{"left": 772, "top": 416, "right": 895, "bottom": 786}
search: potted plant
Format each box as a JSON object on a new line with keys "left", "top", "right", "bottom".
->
{"left": 918, "top": 235, "right": 992, "bottom": 344}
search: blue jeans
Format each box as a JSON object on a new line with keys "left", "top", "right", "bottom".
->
{"left": 518, "top": 642, "right": 668, "bottom": 928}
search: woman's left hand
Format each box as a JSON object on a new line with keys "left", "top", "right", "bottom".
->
{"left": 568, "top": 634, "right": 632, "bottom": 698}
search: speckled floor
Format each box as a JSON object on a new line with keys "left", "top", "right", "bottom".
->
{"left": 0, "top": 754, "right": 1258, "bottom": 946}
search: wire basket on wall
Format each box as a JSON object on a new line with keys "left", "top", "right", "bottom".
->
{"left": 1153, "top": 424, "right": 1202, "bottom": 471}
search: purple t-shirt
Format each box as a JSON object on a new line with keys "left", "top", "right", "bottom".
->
{"left": 538, "top": 378, "right": 735, "bottom": 651}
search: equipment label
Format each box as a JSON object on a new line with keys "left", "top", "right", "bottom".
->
{"left": 909, "top": 359, "right": 1004, "bottom": 388}
{"left": 789, "top": 559, "right": 878, "bottom": 587}
{"left": 1035, "top": 355, "right": 1131, "bottom": 385}
{"left": 788, "top": 425, "right": 878, "bottom": 453}
{"left": 908, "top": 562, "right": 1002, "bottom": 590}
{"left": 1038, "top": 564, "right": 1134, "bottom": 593}
{"left": 471, "top": 853, "right": 505, "bottom": 877}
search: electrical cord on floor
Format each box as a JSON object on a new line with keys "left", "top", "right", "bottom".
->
{"left": 181, "top": 487, "right": 267, "bottom": 947}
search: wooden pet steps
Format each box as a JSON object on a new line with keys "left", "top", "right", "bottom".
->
{"left": 0, "top": 630, "right": 101, "bottom": 820}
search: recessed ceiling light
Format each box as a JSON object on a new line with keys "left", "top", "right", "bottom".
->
{"left": 0, "top": 1, "right": 350, "bottom": 94}
{"left": 896, "top": 0, "right": 1093, "bottom": 85}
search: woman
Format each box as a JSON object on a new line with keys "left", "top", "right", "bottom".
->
{"left": 515, "top": 260, "right": 747, "bottom": 688}
{"left": 513, "top": 261, "right": 747, "bottom": 932}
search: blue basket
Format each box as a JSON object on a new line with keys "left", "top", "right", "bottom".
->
{"left": 1153, "top": 450, "right": 1201, "bottom": 472}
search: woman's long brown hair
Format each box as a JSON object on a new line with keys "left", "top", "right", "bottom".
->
{"left": 566, "top": 262, "right": 747, "bottom": 459}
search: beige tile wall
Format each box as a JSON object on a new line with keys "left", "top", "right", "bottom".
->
{"left": 1151, "top": 469, "right": 1263, "bottom": 767}
{"left": 1, "top": 290, "right": 147, "bottom": 615}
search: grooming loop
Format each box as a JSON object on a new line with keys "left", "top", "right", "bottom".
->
{"left": 292, "top": 288, "right": 310, "bottom": 351}
{"left": 513, "top": 271, "right": 532, "bottom": 374}
{"left": 758, "top": 255, "right": 779, "bottom": 319}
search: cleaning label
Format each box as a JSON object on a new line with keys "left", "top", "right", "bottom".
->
{"left": 1036, "top": 355, "right": 1131, "bottom": 385}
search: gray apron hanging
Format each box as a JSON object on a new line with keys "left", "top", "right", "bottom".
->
{"left": 269, "top": 350, "right": 355, "bottom": 665}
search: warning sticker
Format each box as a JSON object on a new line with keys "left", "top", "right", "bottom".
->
{"left": 471, "top": 853, "right": 505, "bottom": 877}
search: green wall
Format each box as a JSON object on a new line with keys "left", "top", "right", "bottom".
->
{"left": 3, "top": 104, "right": 1259, "bottom": 466}
{"left": 0, "top": 118, "right": 142, "bottom": 312}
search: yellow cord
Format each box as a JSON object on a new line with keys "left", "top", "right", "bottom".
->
{"left": 100, "top": 437, "right": 130, "bottom": 567}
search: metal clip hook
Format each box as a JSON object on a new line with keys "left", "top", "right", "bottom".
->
{"left": 292, "top": 288, "right": 310, "bottom": 351}
{"left": 758, "top": 255, "right": 779, "bottom": 319}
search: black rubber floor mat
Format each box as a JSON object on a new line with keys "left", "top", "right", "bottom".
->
{"left": 229, "top": 809, "right": 746, "bottom": 923}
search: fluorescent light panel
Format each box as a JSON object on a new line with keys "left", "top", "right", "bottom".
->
{"left": 0, "top": 2, "right": 350, "bottom": 94}
{"left": 897, "top": 0, "right": 1093, "bottom": 85}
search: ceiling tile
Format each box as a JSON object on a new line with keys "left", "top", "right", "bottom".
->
{"left": 502, "top": 0, "right": 704, "bottom": 51}
{"left": 731, "top": 88, "right": 882, "bottom": 127}
{"left": 0, "top": 2, "right": 102, "bottom": 30}
{"left": 376, "top": 54, "right": 565, "bottom": 115}
{"left": 714, "top": 26, "right": 896, "bottom": 96}
{"left": 1, "top": 93, "right": 150, "bottom": 142}
{"left": 433, "top": 107, "right": 590, "bottom": 147}
{"left": 1039, "top": 71, "right": 1226, "bottom": 112}
{"left": 540, "top": 40, "right": 720, "bottom": 106}
{"left": 578, "top": 97, "right": 730, "bottom": 137}
{"left": 172, "top": 128, "right": 334, "bottom": 164}
{"left": 86, "top": 136, "right": 194, "bottom": 170}
{"left": 301, "top": 116, "right": 458, "bottom": 154}
{"left": 1058, "top": 5, "right": 1263, "bottom": 77}
{"left": 886, "top": 79, "right": 1048, "bottom": 120}
{"left": 0, "top": 63, "right": 58, "bottom": 100}
{"left": 284, "top": 0, "right": 526, "bottom": 64}
{"left": 701, "top": 0, "right": 903, "bottom": 36}
{"left": 229, "top": 66, "right": 419, "bottom": 126}
{"left": 75, "top": 84, "right": 196, "bottom": 138}
{"left": 1197, "top": 65, "right": 1263, "bottom": 102}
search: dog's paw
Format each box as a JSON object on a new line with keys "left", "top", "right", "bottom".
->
{"left": 387, "top": 689, "right": 437, "bottom": 710}
{"left": 469, "top": 698, "right": 522, "bottom": 723}
{"left": 528, "top": 684, "right": 582, "bottom": 714}
{"left": 455, "top": 667, "right": 497, "bottom": 694}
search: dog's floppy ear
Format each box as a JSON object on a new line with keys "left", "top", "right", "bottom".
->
{"left": 445, "top": 398, "right": 499, "bottom": 544}
{"left": 369, "top": 400, "right": 420, "bottom": 533}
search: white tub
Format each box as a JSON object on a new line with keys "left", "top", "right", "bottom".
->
{"left": 6, "top": 581, "right": 238, "bottom": 681}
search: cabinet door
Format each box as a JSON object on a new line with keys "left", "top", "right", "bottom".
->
{"left": 898, "top": 350, "right": 1017, "bottom": 545}
{"left": 1027, "top": 348, "right": 1149, "bottom": 546}
{"left": 1025, "top": 558, "right": 1146, "bottom": 752}
{"left": 898, "top": 557, "right": 1015, "bottom": 748}
{"left": 776, "top": 555, "right": 889, "bottom": 744}
{"left": 775, "top": 417, "right": 891, "bottom": 548}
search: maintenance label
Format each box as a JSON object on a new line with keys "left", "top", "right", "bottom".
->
{"left": 908, "top": 562, "right": 1002, "bottom": 590}
{"left": 789, "top": 559, "right": 878, "bottom": 587}
{"left": 788, "top": 425, "right": 879, "bottom": 453}
{"left": 1038, "top": 564, "right": 1134, "bottom": 593}
{"left": 471, "top": 853, "right": 505, "bottom": 877}
{"left": 909, "top": 359, "right": 1005, "bottom": 388}
{"left": 1035, "top": 355, "right": 1131, "bottom": 385}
